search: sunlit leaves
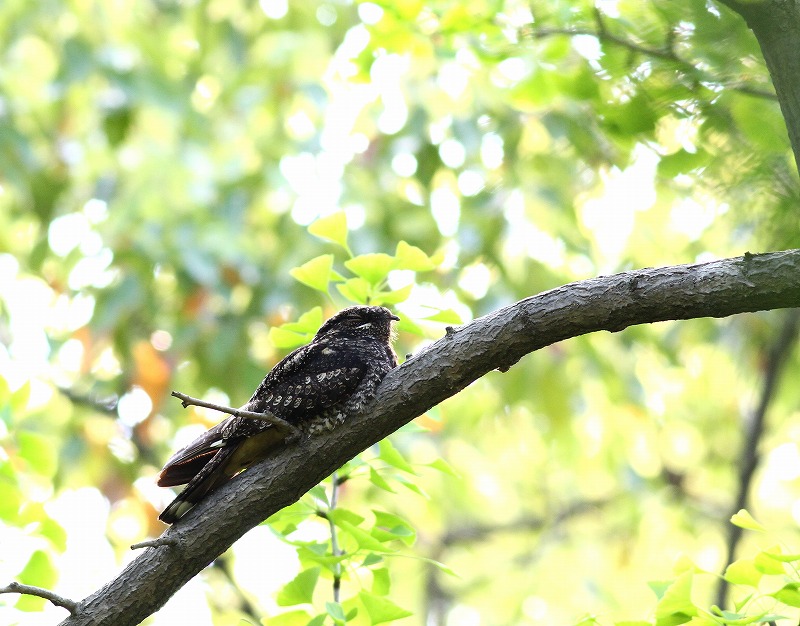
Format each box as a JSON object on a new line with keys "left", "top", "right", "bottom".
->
{"left": 290, "top": 255, "right": 335, "bottom": 293}
{"left": 394, "top": 241, "right": 438, "bottom": 272}
{"left": 17, "top": 551, "right": 56, "bottom": 611}
{"left": 730, "top": 509, "right": 766, "bottom": 533}
{"left": 358, "top": 591, "right": 413, "bottom": 624}
{"left": 269, "top": 307, "right": 324, "bottom": 349}
{"left": 288, "top": 219, "right": 444, "bottom": 313}
{"left": 344, "top": 254, "right": 396, "bottom": 287}
{"left": 378, "top": 440, "right": 416, "bottom": 475}
{"left": 309, "top": 212, "right": 350, "bottom": 254}
{"left": 277, "top": 568, "right": 321, "bottom": 607}
{"left": 724, "top": 559, "right": 762, "bottom": 587}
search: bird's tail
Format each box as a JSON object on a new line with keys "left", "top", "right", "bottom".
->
{"left": 158, "top": 446, "right": 237, "bottom": 524}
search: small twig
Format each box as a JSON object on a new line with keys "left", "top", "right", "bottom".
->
{"left": 329, "top": 471, "right": 343, "bottom": 603}
{"left": 130, "top": 537, "right": 178, "bottom": 550}
{"left": 170, "top": 390, "right": 300, "bottom": 436}
{"left": 0, "top": 582, "right": 78, "bottom": 613}
{"left": 523, "top": 25, "right": 778, "bottom": 101}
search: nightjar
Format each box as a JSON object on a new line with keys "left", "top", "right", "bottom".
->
{"left": 158, "top": 305, "right": 399, "bottom": 523}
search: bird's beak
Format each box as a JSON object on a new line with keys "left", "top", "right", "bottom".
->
{"left": 390, "top": 314, "right": 400, "bottom": 321}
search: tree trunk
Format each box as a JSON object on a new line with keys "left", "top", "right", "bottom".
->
{"left": 722, "top": 0, "right": 800, "bottom": 171}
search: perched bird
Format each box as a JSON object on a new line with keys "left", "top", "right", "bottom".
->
{"left": 158, "top": 305, "right": 399, "bottom": 523}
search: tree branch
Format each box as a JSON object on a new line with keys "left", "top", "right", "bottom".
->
{"left": 714, "top": 0, "right": 800, "bottom": 167}
{"left": 523, "top": 23, "right": 778, "bottom": 101}
{"left": 423, "top": 497, "right": 614, "bottom": 626}
{"left": 0, "top": 582, "right": 78, "bottom": 613}
{"left": 55, "top": 249, "right": 800, "bottom": 626}
{"left": 715, "top": 308, "right": 800, "bottom": 607}
{"left": 170, "top": 390, "right": 301, "bottom": 437}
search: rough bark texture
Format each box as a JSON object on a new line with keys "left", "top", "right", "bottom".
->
{"left": 720, "top": 0, "right": 800, "bottom": 168}
{"left": 56, "top": 249, "right": 800, "bottom": 626}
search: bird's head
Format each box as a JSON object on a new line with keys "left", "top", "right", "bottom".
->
{"left": 315, "top": 305, "right": 400, "bottom": 343}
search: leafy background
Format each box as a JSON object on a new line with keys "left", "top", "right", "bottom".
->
{"left": 1, "top": 0, "right": 800, "bottom": 625}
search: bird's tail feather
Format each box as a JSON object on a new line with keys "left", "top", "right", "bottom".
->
{"left": 158, "top": 446, "right": 237, "bottom": 524}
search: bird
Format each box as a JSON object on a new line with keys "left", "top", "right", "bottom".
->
{"left": 157, "top": 305, "right": 400, "bottom": 523}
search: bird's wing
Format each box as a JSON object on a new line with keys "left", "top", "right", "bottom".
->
{"left": 243, "top": 339, "right": 370, "bottom": 420}
{"left": 157, "top": 419, "right": 230, "bottom": 487}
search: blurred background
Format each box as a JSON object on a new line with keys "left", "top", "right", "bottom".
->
{"left": 1, "top": 0, "right": 800, "bottom": 624}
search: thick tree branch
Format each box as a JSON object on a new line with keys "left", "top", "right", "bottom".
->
{"left": 716, "top": 0, "right": 800, "bottom": 169}
{"left": 55, "top": 249, "right": 800, "bottom": 626}
{"left": 0, "top": 582, "right": 77, "bottom": 613}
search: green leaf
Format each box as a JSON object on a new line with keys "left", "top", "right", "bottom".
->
{"left": 358, "top": 591, "right": 413, "bottom": 624}
{"left": 270, "top": 326, "right": 313, "bottom": 349}
{"left": 657, "top": 149, "right": 710, "bottom": 178}
{"left": 394, "top": 241, "right": 436, "bottom": 271}
{"left": 393, "top": 474, "right": 429, "bottom": 498}
{"left": 754, "top": 549, "right": 785, "bottom": 575}
{"left": 11, "top": 381, "right": 31, "bottom": 415}
{"left": 325, "top": 601, "right": 347, "bottom": 623}
{"left": 281, "top": 307, "right": 324, "bottom": 334}
{"left": 261, "top": 611, "right": 313, "bottom": 626}
{"left": 336, "top": 277, "right": 371, "bottom": 304}
{"left": 308, "top": 485, "right": 329, "bottom": 507}
{"left": 654, "top": 572, "right": 697, "bottom": 625}
{"left": 423, "top": 308, "right": 463, "bottom": 324}
{"left": 0, "top": 473, "right": 22, "bottom": 520}
{"left": 772, "top": 582, "right": 800, "bottom": 608}
{"left": 362, "top": 553, "right": 383, "bottom": 567}
{"left": 290, "top": 254, "right": 334, "bottom": 292}
{"left": 39, "top": 518, "right": 68, "bottom": 552}
{"left": 309, "top": 211, "right": 350, "bottom": 251}
{"left": 17, "top": 550, "right": 56, "bottom": 611}
{"left": 724, "top": 558, "right": 762, "bottom": 587}
{"left": 414, "top": 556, "right": 458, "bottom": 578}
{"left": 369, "top": 467, "right": 396, "bottom": 493}
{"left": 371, "top": 284, "right": 413, "bottom": 306}
{"left": 344, "top": 253, "right": 395, "bottom": 286}
{"left": 396, "top": 317, "right": 423, "bottom": 336}
{"left": 276, "top": 567, "right": 321, "bottom": 606}
{"left": 730, "top": 509, "right": 766, "bottom": 532}
{"left": 371, "top": 567, "right": 391, "bottom": 595}
{"left": 328, "top": 507, "right": 366, "bottom": 527}
{"left": 426, "top": 458, "right": 460, "bottom": 478}
{"left": 335, "top": 518, "right": 395, "bottom": 553}
{"left": 378, "top": 440, "right": 416, "bottom": 474}
{"left": 371, "top": 510, "right": 416, "bottom": 546}
{"left": 17, "top": 431, "right": 58, "bottom": 478}
{"left": 759, "top": 546, "right": 800, "bottom": 562}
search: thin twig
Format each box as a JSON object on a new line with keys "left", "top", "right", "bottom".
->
{"left": 715, "top": 309, "right": 800, "bottom": 607}
{"left": 130, "top": 537, "right": 178, "bottom": 550}
{"left": 523, "top": 25, "right": 778, "bottom": 101}
{"left": 170, "top": 391, "right": 300, "bottom": 436}
{"left": 328, "top": 471, "right": 343, "bottom": 603}
{"left": 424, "top": 497, "right": 614, "bottom": 626}
{"left": 213, "top": 555, "right": 263, "bottom": 623}
{"left": 0, "top": 582, "right": 78, "bottom": 613}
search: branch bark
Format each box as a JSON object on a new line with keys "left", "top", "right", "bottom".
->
{"left": 718, "top": 0, "right": 800, "bottom": 170}
{"left": 0, "top": 583, "right": 77, "bottom": 614}
{"left": 55, "top": 249, "right": 800, "bottom": 626}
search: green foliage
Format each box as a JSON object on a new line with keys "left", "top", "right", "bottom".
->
{"left": 1, "top": 0, "right": 799, "bottom": 625}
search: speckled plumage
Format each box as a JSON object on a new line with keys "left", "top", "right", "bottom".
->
{"left": 158, "top": 305, "right": 399, "bottom": 523}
